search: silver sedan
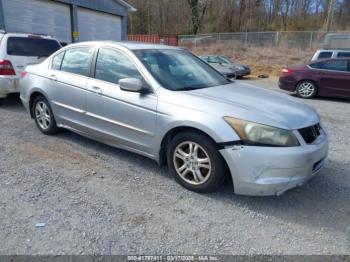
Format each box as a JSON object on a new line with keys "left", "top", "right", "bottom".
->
{"left": 19, "top": 42, "right": 328, "bottom": 196}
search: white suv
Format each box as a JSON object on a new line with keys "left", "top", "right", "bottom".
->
{"left": 311, "top": 49, "right": 350, "bottom": 61}
{"left": 0, "top": 32, "right": 61, "bottom": 99}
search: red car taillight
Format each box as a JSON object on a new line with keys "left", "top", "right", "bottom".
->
{"left": 281, "top": 68, "right": 294, "bottom": 75}
{"left": 0, "top": 60, "right": 16, "bottom": 75}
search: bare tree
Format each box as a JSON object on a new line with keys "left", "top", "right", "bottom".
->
{"left": 127, "top": 0, "right": 350, "bottom": 35}
{"left": 187, "top": 0, "right": 210, "bottom": 34}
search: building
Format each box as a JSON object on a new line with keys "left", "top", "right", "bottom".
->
{"left": 0, "top": 0, "right": 136, "bottom": 45}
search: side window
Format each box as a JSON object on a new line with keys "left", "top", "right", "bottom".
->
{"left": 60, "top": 47, "right": 94, "bottom": 76}
{"left": 313, "top": 60, "right": 348, "bottom": 72}
{"left": 337, "top": 52, "right": 350, "bottom": 58}
{"left": 309, "top": 62, "right": 322, "bottom": 69}
{"left": 317, "top": 52, "right": 332, "bottom": 60}
{"left": 52, "top": 52, "right": 65, "bottom": 70}
{"left": 95, "top": 48, "right": 142, "bottom": 84}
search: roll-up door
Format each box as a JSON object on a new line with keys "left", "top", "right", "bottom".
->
{"left": 77, "top": 8, "right": 122, "bottom": 42}
{"left": 2, "top": 0, "right": 72, "bottom": 44}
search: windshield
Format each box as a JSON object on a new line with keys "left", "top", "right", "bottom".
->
{"left": 7, "top": 37, "right": 61, "bottom": 57}
{"left": 133, "top": 49, "right": 230, "bottom": 91}
{"left": 218, "top": 56, "right": 232, "bottom": 64}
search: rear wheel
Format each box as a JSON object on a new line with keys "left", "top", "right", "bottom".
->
{"left": 167, "top": 131, "right": 227, "bottom": 193}
{"left": 296, "top": 81, "right": 317, "bottom": 99}
{"left": 32, "top": 95, "right": 59, "bottom": 135}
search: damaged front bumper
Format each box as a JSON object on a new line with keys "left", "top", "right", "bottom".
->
{"left": 219, "top": 130, "right": 329, "bottom": 196}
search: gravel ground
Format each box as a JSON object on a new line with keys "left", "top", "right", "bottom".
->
{"left": 0, "top": 79, "right": 349, "bottom": 255}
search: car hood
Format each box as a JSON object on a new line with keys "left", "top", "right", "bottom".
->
{"left": 164, "top": 82, "right": 320, "bottom": 130}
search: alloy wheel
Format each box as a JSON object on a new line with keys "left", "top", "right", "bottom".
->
{"left": 298, "top": 82, "right": 315, "bottom": 98}
{"left": 173, "top": 141, "right": 212, "bottom": 185}
{"left": 35, "top": 101, "right": 51, "bottom": 130}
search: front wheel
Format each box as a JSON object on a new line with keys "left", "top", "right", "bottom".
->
{"left": 32, "top": 95, "right": 59, "bottom": 135}
{"left": 296, "top": 81, "right": 317, "bottom": 99}
{"left": 167, "top": 131, "right": 227, "bottom": 193}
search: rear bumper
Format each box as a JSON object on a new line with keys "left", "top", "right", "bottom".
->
{"left": 0, "top": 76, "right": 19, "bottom": 98}
{"left": 220, "top": 131, "right": 329, "bottom": 196}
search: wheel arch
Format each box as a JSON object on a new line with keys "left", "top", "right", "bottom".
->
{"left": 159, "top": 125, "right": 227, "bottom": 166}
{"left": 29, "top": 91, "right": 49, "bottom": 118}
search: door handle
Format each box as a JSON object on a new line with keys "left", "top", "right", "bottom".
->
{"left": 90, "top": 86, "right": 102, "bottom": 95}
{"left": 49, "top": 74, "right": 57, "bottom": 81}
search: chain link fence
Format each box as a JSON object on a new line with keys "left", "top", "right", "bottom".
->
{"left": 179, "top": 31, "right": 350, "bottom": 49}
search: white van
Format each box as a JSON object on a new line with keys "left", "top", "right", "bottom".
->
{"left": 311, "top": 49, "right": 350, "bottom": 61}
{"left": 0, "top": 32, "right": 61, "bottom": 99}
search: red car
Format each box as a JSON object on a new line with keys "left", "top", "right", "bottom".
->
{"left": 279, "top": 58, "right": 350, "bottom": 99}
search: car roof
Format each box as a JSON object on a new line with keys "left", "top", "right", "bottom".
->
{"left": 200, "top": 55, "right": 226, "bottom": 57}
{"left": 316, "top": 49, "right": 350, "bottom": 52}
{"left": 0, "top": 32, "right": 57, "bottom": 39}
{"left": 65, "top": 41, "right": 184, "bottom": 51}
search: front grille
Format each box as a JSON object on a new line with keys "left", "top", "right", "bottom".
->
{"left": 298, "top": 123, "right": 321, "bottom": 144}
{"left": 226, "top": 73, "right": 236, "bottom": 78}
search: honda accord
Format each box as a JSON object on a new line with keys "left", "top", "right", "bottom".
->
{"left": 19, "top": 42, "right": 328, "bottom": 196}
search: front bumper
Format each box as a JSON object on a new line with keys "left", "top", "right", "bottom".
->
{"left": 235, "top": 68, "right": 251, "bottom": 77}
{"left": 0, "top": 76, "right": 19, "bottom": 98}
{"left": 220, "top": 131, "right": 329, "bottom": 196}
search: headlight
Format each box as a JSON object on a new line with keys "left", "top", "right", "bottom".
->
{"left": 224, "top": 117, "right": 300, "bottom": 147}
{"left": 234, "top": 66, "right": 244, "bottom": 70}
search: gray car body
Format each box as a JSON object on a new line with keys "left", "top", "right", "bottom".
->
{"left": 199, "top": 55, "right": 251, "bottom": 77}
{"left": 19, "top": 42, "right": 328, "bottom": 196}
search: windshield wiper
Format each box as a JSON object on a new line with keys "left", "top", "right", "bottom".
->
{"left": 175, "top": 86, "right": 203, "bottom": 91}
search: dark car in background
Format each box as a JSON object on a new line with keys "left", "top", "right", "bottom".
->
{"left": 200, "top": 55, "right": 251, "bottom": 79}
{"left": 279, "top": 58, "right": 350, "bottom": 99}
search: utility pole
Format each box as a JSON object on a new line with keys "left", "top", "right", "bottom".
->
{"left": 325, "top": 0, "right": 335, "bottom": 31}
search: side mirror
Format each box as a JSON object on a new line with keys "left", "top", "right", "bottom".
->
{"left": 119, "top": 78, "right": 144, "bottom": 93}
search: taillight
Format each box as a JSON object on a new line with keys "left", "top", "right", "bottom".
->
{"left": 0, "top": 60, "right": 16, "bottom": 75}
{"left": 281, "top": 68, "right": 294, "bottom": 75}
{"left": 20, "top": 71, "right": 28, "bottom": 78}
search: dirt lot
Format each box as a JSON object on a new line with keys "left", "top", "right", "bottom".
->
{"left": 0, "top": 78, "right": 349, "bottom": 255}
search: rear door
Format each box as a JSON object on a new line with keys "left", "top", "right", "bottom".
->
{"left": 6, "top": 36, "right": 61, "bottom": 76}
{"left": 312, "top": 59, "right": 350, "bottom": 98}
{"left": 48, "top": 46, "right": 95, "bottom": 128}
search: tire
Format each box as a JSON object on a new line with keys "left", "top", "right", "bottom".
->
{"left": 32, "top": 95, "right": 59, "bottom": 135}
{"left": 167, "top": 131, "right": 227, "bottom": 193}
{"left": 296, "top": 80, "right": 317, "bottom": 99}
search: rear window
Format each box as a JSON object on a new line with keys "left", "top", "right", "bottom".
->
{"left": 337, "top": 52, "right": 350, "bottom": 58}
{"left": 317, "top": 52, "right": 332, "bottom": 60}
{"left": 7, "top": 37, "right": 61, "bottom": 57}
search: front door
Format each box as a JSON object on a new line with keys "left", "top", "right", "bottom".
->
{"left": 86, "top": 47, "right": 157, "bottom": 156}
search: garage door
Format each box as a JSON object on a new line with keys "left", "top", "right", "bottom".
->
{"left": 2, "top": 0, "right": 72, "bottom": 44}
{"left": 78, "top": 8, "right": 122, "bottom": 42}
